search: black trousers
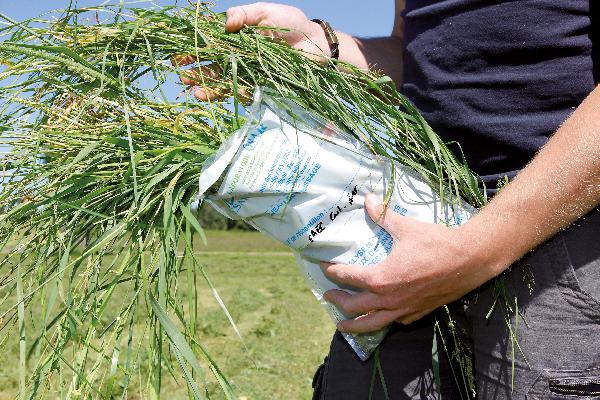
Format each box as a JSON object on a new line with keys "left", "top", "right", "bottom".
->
{"left": 312, "top": 207, "right": 600, "bottom": 399}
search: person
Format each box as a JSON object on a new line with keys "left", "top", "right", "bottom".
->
{"left": 183, "top": 1, "right": 600, "bottom": 398}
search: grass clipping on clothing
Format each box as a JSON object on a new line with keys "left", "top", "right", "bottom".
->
{"left": 0, "top": 2, "right": 485, "bottom": 399}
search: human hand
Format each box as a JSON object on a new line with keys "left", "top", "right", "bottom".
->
{"left": 321, "top": 194, "right": 504, "bottom": 333}
{"left": 224, "top": 3, "right": 329, "bottom": 54}
{"left": 178, "top": 2, "right": 329, "bottom": 101}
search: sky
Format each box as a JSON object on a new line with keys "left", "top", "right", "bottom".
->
{"left": 0, "top": 1, "right": 395, "bottom": 38}
{"left": 0, "top": 1, "right": 396, "bottom": 184}
{"left": 0, "top": 1, "right": 396, "bottom": 101}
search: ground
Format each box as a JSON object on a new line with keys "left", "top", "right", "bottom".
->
{"left": 0, "top": 230, "right": 333, "bottom": 399}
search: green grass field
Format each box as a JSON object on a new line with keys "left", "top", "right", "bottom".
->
{"left": 0, "top": 231, "right": 334, "bottom": 399}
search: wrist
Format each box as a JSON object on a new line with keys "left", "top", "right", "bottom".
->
{"left": 307, "top": 20, "right": 337, "bottom": 59}
{"left": 456, "top": 218, "right": 516, "bottom": 284}
{"left": 311, "top": 19, "right": 339, "bottom": 59}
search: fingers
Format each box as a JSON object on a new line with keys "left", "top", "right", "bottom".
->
{"left": 171, "top": 54, "right": 196, "bottom": 67}
{"left": 193, "top": 87, "right": 225, "bottom": 102}
{"left": 337, "top": 309, "right": 399, "bottom": 334}
{"left": 364, "top": 194, "right": 397, "bottom": 234}
{"left": 336, "top": 309, "right": 430, "bottom": 333}
{"left": 178, "top": 65, "right": 227, "bottom": 101}
{"left": 364, "top": 193, "right": 424, "bottom": 238}
{"left": 175, "top": 57, "right": 222, "bottom": 101}
{"left": 180, "top": 65, "right": 221, "bottom": 86}
{"left": 225, "top": 4, "right": 265, "bottom": 32}
{"left": 324, "top": 289, "right": 387, "bottom": 317}
{"left": 321, "top": 262, "right": 379, "bottom": 290}
{"left": 192, "top": 84, "right": 252, "bottom": 103}
{"left": 395, "top": 311, "right": 427, "bottom": 325}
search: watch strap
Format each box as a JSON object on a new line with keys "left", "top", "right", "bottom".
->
{"left": 311, "top": 18, "right": 340, "bottom": 60}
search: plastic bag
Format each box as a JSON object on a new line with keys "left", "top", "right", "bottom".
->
{"left": 196, "top": 88, "right": 475, "bottom": 360}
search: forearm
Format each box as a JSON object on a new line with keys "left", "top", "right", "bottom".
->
{"left": 464, "top": 85, "right": 600, "bottom": 277}
{"left": 340, "top": 34, "right": 403, "bottom": 86}
{"left": 222, "top": 3, "right": 405, "bottom": 87}
{"left": 310, "top": 0, "right": 404, "bottom": 86}
{"left": 333, "top": 32, "right": 404, "bottom": 85}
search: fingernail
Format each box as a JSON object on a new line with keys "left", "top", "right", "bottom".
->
{"left": 224, "top": 10, "right": 231, "bottom": 31}
{"left": 364, "top": 193, "right": 376, "bottom": 207}
{"left": 224, "top": 8, "right": 236, "bottom": 25}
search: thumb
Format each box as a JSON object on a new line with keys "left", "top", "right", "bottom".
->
{"left": 364, "top": 194, "right": 401, "bottom": 236}
{"left": 225, "top": 5, "right": 263, "bottom": 32}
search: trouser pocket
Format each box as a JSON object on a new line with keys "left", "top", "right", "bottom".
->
{"left": 560, "top": 207, "right": 600, "bottom": 316}
{"left": 548, "top": 376, "right": 600, "bottom": 398}
{"left": 527, "top": 367, "right": 600, "bottom": 399}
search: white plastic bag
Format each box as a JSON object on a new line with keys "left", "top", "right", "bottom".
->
{"left": 196, "top": 88, "right": 475, "bottom": 360}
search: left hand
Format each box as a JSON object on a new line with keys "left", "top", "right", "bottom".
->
{"left": 177, "top": 3, "right": 330, "bottom": 101}
{"left": 321, "top": 194, "right": 503, "bottom": 333}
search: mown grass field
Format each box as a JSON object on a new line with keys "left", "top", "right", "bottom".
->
{"left": 0, "top": 230, "right": 333, "bottom": 399}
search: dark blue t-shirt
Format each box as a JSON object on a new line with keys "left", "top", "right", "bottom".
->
{"left": 401, "top": 0, "right": 598, "bottom": 195}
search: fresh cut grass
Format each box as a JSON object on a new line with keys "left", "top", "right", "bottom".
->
{"left": 0, "top": 2, "right": 486, "bottom": 398}
{"left": 0, "top": 230, "right": 332, "bottom": 400}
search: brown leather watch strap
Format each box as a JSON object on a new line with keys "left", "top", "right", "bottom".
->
{"left": 311, "top": 18, "right": 340, "bottom": 60}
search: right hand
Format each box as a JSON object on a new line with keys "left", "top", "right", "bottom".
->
{"left": 178, "top": 2, "right": 329, "bottom": 101}
{"left": 224, "top": 3, "right": 328, "bottom": 55}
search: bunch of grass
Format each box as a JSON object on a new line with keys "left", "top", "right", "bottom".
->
{"left": 0, "top": 2, "right": 485, "bottom": 398}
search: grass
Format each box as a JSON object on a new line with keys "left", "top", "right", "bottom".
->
{"left": 0, "top": 3, "right": 485, "bottom": 397}
{"left": 0, "top": 230, "right": 332, "bottom": 399}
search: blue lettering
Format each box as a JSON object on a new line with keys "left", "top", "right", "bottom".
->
{"left": 242, "top": 124, "right": 268, "bottom": 151}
